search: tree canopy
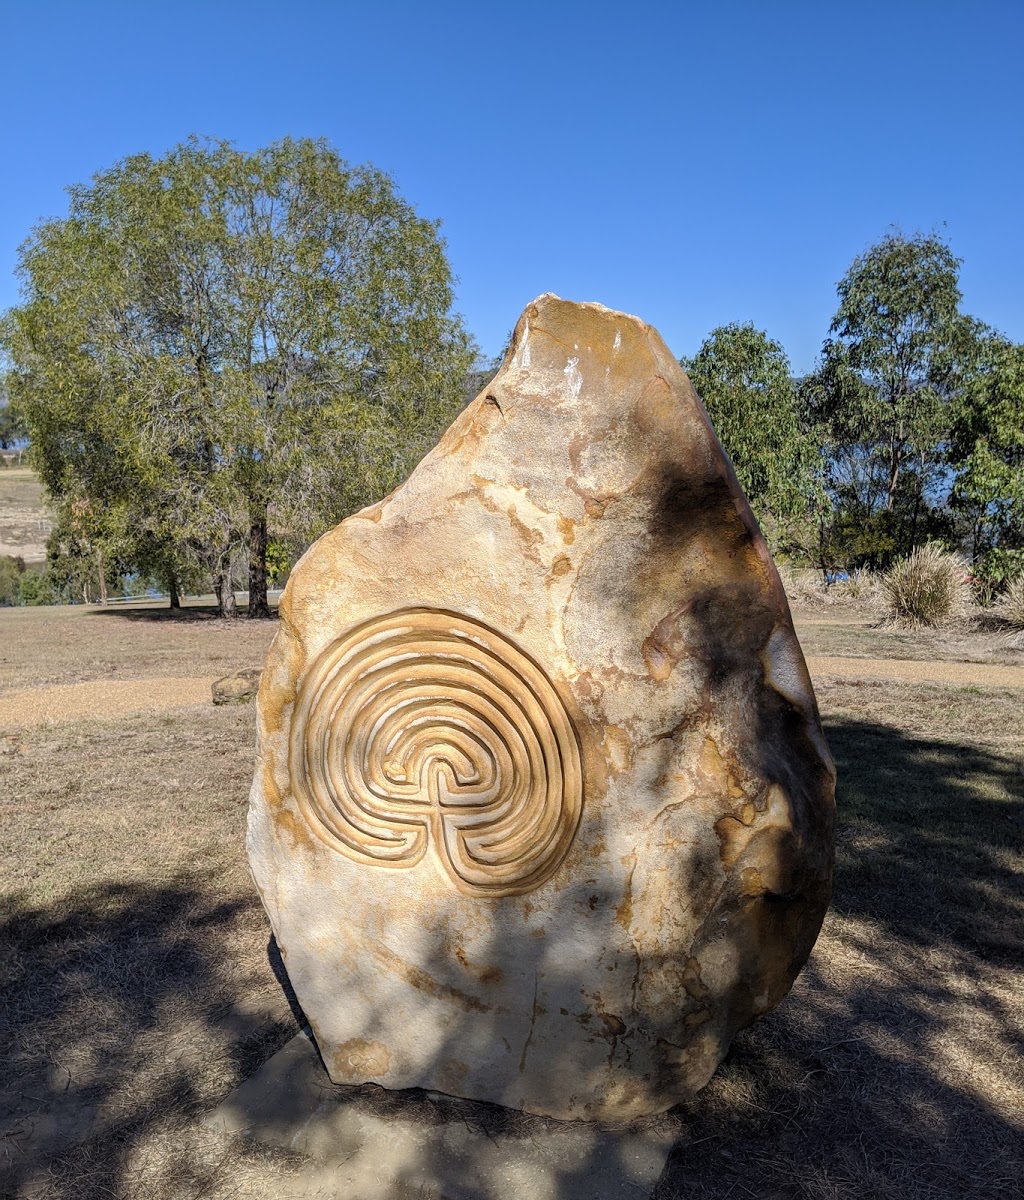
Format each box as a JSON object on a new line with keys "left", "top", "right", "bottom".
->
{"left": 950, "top": 336, "right": 1024, "bottom": 588}
{"left": 1, "top": 137, "right": 474, "bottom": 615}
{"left": 5, "top": 198, "right": 1022, "bottom": 607}
{"left": 677, "top": 232, "right": 1022, "bottom": 590}
{"left": 801, "top": 230, "right": 982, "bottom": 568}
{"left": 681, "top": 322, "right": 819, "bottom": 548}
{"left": 0, "top": 390, "right": 26, "bottom": 449}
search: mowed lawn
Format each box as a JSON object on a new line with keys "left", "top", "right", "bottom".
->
{"left": 1, "top": 602, "right": 1022, "bottom": 1199}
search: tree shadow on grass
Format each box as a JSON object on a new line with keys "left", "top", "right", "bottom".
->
{"left": 1, "top": 716, "right": 1021, "bottom": 1198}
{"left": 83, "top": 595, "right": 282, "bottom": 625}
{"left": 85, "top": 606, "right": 256, "bottom": 624}
{"left": 0, "top": 880, "right": 296, "bottom": 1198}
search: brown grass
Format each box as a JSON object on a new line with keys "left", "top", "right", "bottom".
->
{"left": 0, "top": 467, "right": 51, "bottom": 564}
{"left": 1000, "top": 576, "right": 1024, "bottom": 647}
{"left": 1, "top": 605, "right": 1022, "bottom": 1198}
{"left": 0, "top": 605, "right": 276, "bottom": 692}
{"left": 793, "top": 605, "right": 1024, "bottom": 667}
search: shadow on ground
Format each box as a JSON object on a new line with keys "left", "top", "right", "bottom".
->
{"left": 85, "top": 605, "right": 272, "bottom": 624}
{"left": 656, "top": 715, "right": 1024, "bottom": 1200}
{"left": 0, "top": 881, "right": 296, "bottom": 1197}
{"left": 1, "top": 716, "right": 1021, "bottom": 1198}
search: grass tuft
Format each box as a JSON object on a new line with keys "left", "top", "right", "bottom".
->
{"left": 881, "top": 543, "right": 968, "bottom": 628}
{"left": 999, "top": 575, "right": 1024, "bottom": 643}
{"left": 829, "top": 569, "right": 881, "bottom": 605}
{"left": 777, "top": 564, "right": 829, "bottom": 606}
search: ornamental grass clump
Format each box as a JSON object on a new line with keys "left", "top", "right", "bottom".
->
{"left": 999, "top": 575, "right": 1024, "bottom": 643}
{"left": 881, "top": 543, "right": 968, "bottom": 627}
{"left": 776, "top": 563, "right": 829, "bottom": 606}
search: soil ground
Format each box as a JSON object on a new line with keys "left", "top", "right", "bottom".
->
{"left": 1, "top": 599, "right": 1022, "bottom": 1198}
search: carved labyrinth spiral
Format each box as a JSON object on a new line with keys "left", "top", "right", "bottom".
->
{"left": 290, "top": 609, "right": 584, "bottom": 897}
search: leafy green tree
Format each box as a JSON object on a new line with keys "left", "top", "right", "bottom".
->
{"left": 16, "top": 568, "right": 57, "bottom": 606}
{"left": 0, "top": 392, "right": 26, "bottom": 450}
{"left": 803, "top": 230, "right": 979, "bottom": 567}
{"left": 2, "top": 137, "right": 474, "bottom": 616}
{"left": 265, "top": 539, "right": 291, "bottom": 588}
{"left": 681, "top": 323, "right": 820, "bottom": 548}
{"left": 0, "top": 555, "right": 24, "bottom": 605}
{"left": 950, "top": 336, "right": 1024, "bottom": 592}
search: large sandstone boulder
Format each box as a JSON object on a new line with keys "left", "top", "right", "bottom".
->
{"left": 247, "top": 295, "right": 835, "bottom": 1121}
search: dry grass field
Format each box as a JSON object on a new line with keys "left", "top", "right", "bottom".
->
{"left": 0, "top": 467, "right": 51, "bottom": 564}
{"left": 1, "top": 600, "right": 1022, "bottom": 1198}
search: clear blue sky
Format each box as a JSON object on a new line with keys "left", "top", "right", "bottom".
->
{"left": 3, "top": 0, "right": 1022, "bottom": 373}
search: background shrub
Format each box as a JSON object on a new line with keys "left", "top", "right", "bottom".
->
{"left": 0, "top": 555, "right": 24, "bottom": 605}
{"left": 829, "top": 569, "right": 882, "bottom": 605}
{"left": 17, "top": 569, "right": 58, "bottom": 606}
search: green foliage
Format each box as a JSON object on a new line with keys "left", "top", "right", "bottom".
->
{"left": 801, "top": 230, "right": 984, "bottom": 570}
{"left": 812, "top": 496, "right": 956, "bottom": 575}
{"left": 1, "top": 136, "right": 474, "bottom": 616}
{"left": 812, "top": 231, "right": 966, "bottom": 495}
{"left": 681, "top": 323, "right": 820, "bottom": 544}
{"left": 16, "top": 568, "right": 58, "bottom": 606}
{"left": 0, "top": 390, "right": 26, "bottom": 449}
{"left": 0, "top": 554, "right": 25, "bottom": 605}
{"left": 881, "top": 542, "right": 967, "bottom": 627}
{"left": 968, "top": 547, "right": 1024, "bottom": 605}
{"left": 949, "top": 337, "right": 1024, "bottom": 586}
{"left": 264, "top": 539, "right": 290, "bottom": 587}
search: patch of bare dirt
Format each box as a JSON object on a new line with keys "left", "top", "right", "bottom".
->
{"left": 0, "top": 677, "right": 218, "bottom": 728}
{"left": 807, "top": 655, "right": 1024, "bottom": 688}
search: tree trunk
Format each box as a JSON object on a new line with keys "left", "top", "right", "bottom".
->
{"left": 886, "top": 452, "right": 899, "bottom": 511}
{"left": 96, "top": 547, "right": 108, "bottom": 606}
{"left": 909, "top": 486, "right": 922, "bottom": 550}
{"left": 247, "top": 507, "right": 271, "bottom": 619}
{"left": 168, "top": 573, "right": 181, "bottom": 610}
{"left": 215, "top": 571, "right": 237, "bottom": 619}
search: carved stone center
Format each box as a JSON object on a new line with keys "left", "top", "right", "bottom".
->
{"left": 289, "top": 609, "right": 584, "bottom": 896}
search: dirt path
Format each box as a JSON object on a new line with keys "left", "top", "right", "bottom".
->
{"left": 0, "top": 676, "right": 218, "bottom": 728}
{"left": 2, "top": 653, "right": 1022, "bottom": 731}
{"left": 806, "top": 656, "right": 1024, "bottom": 689}
{"left": 795, "top": 617, "right": 875, "bottom": 627}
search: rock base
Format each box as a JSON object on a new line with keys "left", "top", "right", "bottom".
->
{"left": 207, "top": 1030, "right": 675, "bottom": 1200}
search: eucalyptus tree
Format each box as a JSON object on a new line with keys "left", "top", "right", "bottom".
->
{"left": 681, "top": 323, "right": 820, "bottom": 549}
{"left": 2, "top": 137, "right": 473, "bottom": 614}
{"left": 803, "top": 231, "right": 980, "bottom": 564}
{"left": 0, "top": 386, "right": 26, "bottom": 449}
{"left": 950, "top": 336, "right": 1024, "bottom": 588}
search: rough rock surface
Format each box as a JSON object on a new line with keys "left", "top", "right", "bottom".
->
{"left": 213, "top": 668, "right": 264, "bottom": 706}
{"left": 247, "top": 295, "right": 835, "bottom": 1121}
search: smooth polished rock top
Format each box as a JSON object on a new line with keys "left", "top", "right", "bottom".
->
{"left": 247, "top": 294, "right": 836, "bottom": 1121}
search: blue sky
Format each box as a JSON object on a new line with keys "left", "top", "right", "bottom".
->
{"left": 2, "top": 0, "right": 1022, "bottom": 373}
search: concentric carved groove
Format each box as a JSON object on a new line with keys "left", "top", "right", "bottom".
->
{"left": 289, "top": 609, "right": 584, "bottom": 897}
